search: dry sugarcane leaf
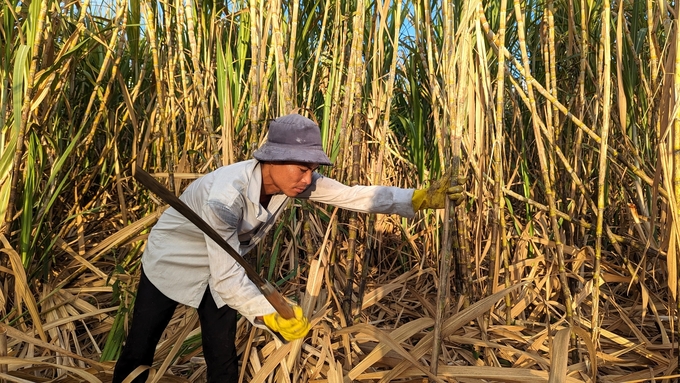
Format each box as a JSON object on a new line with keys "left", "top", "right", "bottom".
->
{"left": 446, "top": 335, "right": 550, "bottom": 368}
{"left": 0, "top": 324, "right": 108, "bottom": 369}
{"left": 0, "top": 371, "right": 39, "bottom": 383}
{"left": 661, "top": 357, "right": 680, "bottom": 383}
{"left": 361, "top": 282, "right": 404, "bottom": 310}
{"left": 603, "top": 364, "right": 673, "bottom": 383}
{"left": 358, "top": 365, "right": 585, "bottom": 382}
{"left": 83, "top": 208, "right": 164, "bottom": 259}
{"left": 344, "top": 317, "right": 434, "bottom": 380}
{"left": 239, "top": 328, "right": 258, "bottom": 383}
{"left": 122, "top": 365, "right": 155, "bottom": 383}
{"left": 41, "top": 294, "right": 60, "bottom": 343}
{"left": 571, "top": 326, "right": 597, "bottom": 382}
{"left": 328, "top": 359, "right": 343, "bottom": 383}
{"left": 0, "top": 235, "right": 47, "bottom": 342}
{"left": 515, "top": 327, "right": 551, "bottom": 367}
{"left": 57, "top": 289, "right": 115, "bottom": 325}
{"left": 274, "top": 348, "right": 293, "bottom": 383}
{"left": 379, "top": 283, "right": 526, "bottom": 382}
{"left": 548, "top": 327, "right": 570, "bottom": 383}
{"left": 573, "top": 279, "right": 593, "bottom": 308}
{"left": 512, "top": 272, "right": 548, "bottom": 318}
{"left": 567, "top": 365, "right": 593, "bottom": 383}
{"left": 303, "top": 257, "right": 326, "bottom": 315}
{"left": 646, "top": 290, "right": 670, "bottom": 345}
{"left": 56, "top": 237, "right": 108, "bottom": 279}
{"left": 149, "top": 312, "right": 198, "bottom": 383}
{"left": 601, "top": 273, "right": 631, "bottom": 283}
{"left": 305, "top": 335, "right": 329, "bottom": 380}
{"left": 42, "top": 307, "right": 118, "bottom": 332}
{"left": 580, "top": 318, "right": 668, "bottom": 365}
{"left": 250, "top": 341, "right": 292, "bottom": 383}
{"left": 0, "top": 356, "right": 101, "bottom": 383}
{"left": 486, "top": 325, "right": 531, "bottom": 344}
{"left": 288, "top": 259, "right": 326, "bottom": 367}
{"left": 603, "top": 292, "right": 654, "bottom": 348}
{"left": 667, "top": 223, "right": 677, "bottom": 301}
{"left": 615, "top": 1, "right": 627, "bottom": 140}
{"left": 571, "top": 247, "right": 590, "bottom": 276}
{"left": 248, "top": 346, "right": 262, "bottom": 376}
{"left": 337, "top": 323, "right": 445, "bottom": 383}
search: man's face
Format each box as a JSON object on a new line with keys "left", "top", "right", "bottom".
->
{"left": 267, "top": 162, "right": 319, "bottom": 197}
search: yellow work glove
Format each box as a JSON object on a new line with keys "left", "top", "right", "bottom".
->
{"left": 412, "top": 173, "right": 465, "bottom": 210}
{"left": 262, "top": 305, "right": 310, "bottom": 341}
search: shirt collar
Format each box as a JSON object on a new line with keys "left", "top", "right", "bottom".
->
{"left": 247, "top": 160, "right": 263, "bottom": 205}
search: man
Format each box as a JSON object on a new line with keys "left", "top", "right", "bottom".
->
{"left": 112, "top": 113, "right": 463, "bottom": 382}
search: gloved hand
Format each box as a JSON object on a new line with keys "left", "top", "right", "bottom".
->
{"left": 262, "top": 305, "right": 310, "bottom": 341}
{"left": 412, "top": 173, "right": 465, "bottom": 210}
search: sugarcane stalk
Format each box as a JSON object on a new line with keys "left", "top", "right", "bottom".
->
{"left": 142, "top": 0, "right": 175, "bottom": 192}
{"left": 304, "top": 1, "right": 330, "bottom": 110}
{"left": 356, "top": 222, "right": 374, "bottom": 318}
{"left": 302, "top": 215, "right": 314, "bottom": 283}
{"left": 487, "top": 0, "right": 511, "bottom": 324}
{"left": 175, "top": 0, "right": 194, "bottom": 167}
{"left": 247, "top": 0, "right": 260, "bottom": 155}
{"left": 255, "top": 4, "right": 273, "bottom": 130}
{"left": 671, "top": 0, "right": 680, "bottom": 373}
{"left": 541, "top": 11, "right": 558, "bottom": 202}
{"left": 430, "top": 0, "right": 453, "bottom": 373}
{"left": 286, "top": 0, "right": 301, "bottom": 83}
{"left": 512, "top": 0, "right": 574, "bottom": 332}
{"left": 647, "top": 0, "right": 659, "bottom": 140}
{"left": 77, "top": 0, "right": 128, "bottom": 170}
{"left": 434, "top": 1, "right": 471, "bottom": 376}
{"left": 547, "top": 0, "right": 559, "bottom": 134}
{"left": 342, "top": 113, "right": 363, "bottom": 324}
{"left": 501, "top": 49, "right": 601, "bottom": 234}
{"left": 270, "top": 0, "right": 292, "bottom": 113}
{"left": 185, "top": 0, "right": 218, "bottom": 167}
{"left": 256, "top": 47, "right": 276, "bottom": 123}
{"left": 422, "top": 0, "right": 446, "bottom": 168}
{"left": 326, "top": 0, "right": 345, "bottom": 173}
{"left": 328, "top": 215, "right": 339, "bottom": 286}
{"left": 356, "top": 0, "right": 402, "bottom": 318}
{"left": 431, "top": 185, "right": 453, "bottom": 376}
{"left": 455, "top": 66, "right": 471, "bottom": 310}
{"left": 593, "top": 2, "right": 612, "bottom": 369}
{"left": 163, "top": 0, "right": 180, "bottom": 173}
{"left": 478, "top": 9, "right": 666, "bottom": 199}
{"left": 337, "top": 0, "right": 365, "bottom": 176}
{"left": 546, "top": 0, "right": 582, "bottom": 364}
{"left": 75, "top": 1, "right": 129, "bottom": 196}
{"left": 567, "top": 0, "right": 588, "bottom": 246}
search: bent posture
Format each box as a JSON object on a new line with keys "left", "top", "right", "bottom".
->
{"left": 112, "top": 113, "right": 462, "bottom": 382}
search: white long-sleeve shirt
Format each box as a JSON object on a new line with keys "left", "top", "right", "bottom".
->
{"left": 142, "top": 159, "right": 415, "bottom": 323}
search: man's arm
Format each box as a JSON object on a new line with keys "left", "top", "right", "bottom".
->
{"left": 299, "top": 174, "right": 416, "bottom": 218}
{"left": 201, "top": 200, "right": 276, "bottom": 321}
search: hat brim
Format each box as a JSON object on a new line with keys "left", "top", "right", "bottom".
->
{"left": 253, "top": 143, "right": 333, "bottom": 166}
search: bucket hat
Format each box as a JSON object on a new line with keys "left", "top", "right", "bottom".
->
{"left": 253, "top": 114, "right": 333, "bottom": 166}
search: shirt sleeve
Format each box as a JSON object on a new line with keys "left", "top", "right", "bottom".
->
{"left": 298, "top": 173, "right": 416, "bottom": 218}
{"left": 202, "top": 198, "right": 276, "bottom": 321}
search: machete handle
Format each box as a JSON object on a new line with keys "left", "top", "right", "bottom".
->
{"left": 133, "top": 166, "right": 295, "bottom": 319}
{"left": 260, "top": 282, "right": 296, "bottom": 319}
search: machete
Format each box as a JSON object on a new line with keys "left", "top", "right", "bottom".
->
{"left": 133, "top": 166, "right": 295, "bottom": 320}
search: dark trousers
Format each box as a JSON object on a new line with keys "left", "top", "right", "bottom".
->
{"left": 112, "top": 269, "right": 239, "bottom": 382}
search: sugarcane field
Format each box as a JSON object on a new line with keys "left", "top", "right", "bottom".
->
{"left": 2, "top": 0, "right": 680, "bottom": 381}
